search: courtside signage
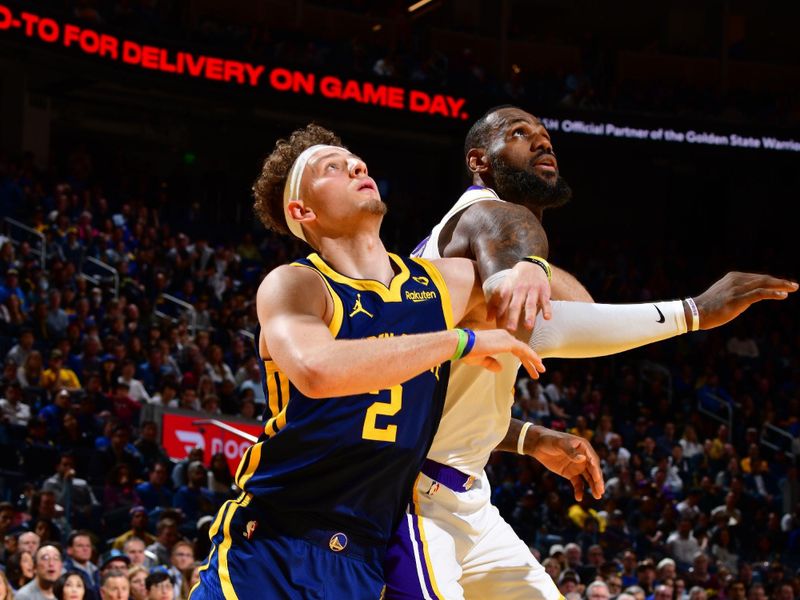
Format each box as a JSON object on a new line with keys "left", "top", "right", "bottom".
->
{"left": 161, "top": 411, "right": 262, "bottom": 474}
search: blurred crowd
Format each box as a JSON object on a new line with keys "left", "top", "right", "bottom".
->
{"left": 1, "top": 131, "right": 799, "bottom": 600}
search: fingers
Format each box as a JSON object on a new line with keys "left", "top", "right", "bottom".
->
{"left": 570, "top": 475, "right": 584, "bottom": 502}
{"left": 748, "top": 274, "right": 799, "bottom": 292}
{"left": 503, "top": 290, "right": 525, "bottom": 332}
{"left": 480, "top": 356, "right": 502, "bottom": 373}
{"left": 485, "top": 291, "right": 502, "bottom": 323}
{"left": 513, "top": 342, "right": 545, "bottom": 379}
{"left": 572, "top": 439, "right": 604, "bottom": 499}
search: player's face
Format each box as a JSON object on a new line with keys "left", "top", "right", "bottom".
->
{"left": 485, "top": 107, "right": 572, "bottom": 209}
{"left": 489, "top": 107, "right": 558, "bottom": 179}
{"left": 302, "top": 148, "right": 385, "bottom": 226}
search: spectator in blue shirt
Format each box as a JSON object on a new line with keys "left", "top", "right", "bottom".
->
{"left": 135, "top": 462, "right": 174, "bottom": 513}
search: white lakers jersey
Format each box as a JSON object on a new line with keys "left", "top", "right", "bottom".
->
{"left": 413, "top": 186, "right": 522, "bottom": 477}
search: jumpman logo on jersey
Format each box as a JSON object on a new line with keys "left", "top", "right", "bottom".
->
{"left": 349, "top": 293, "right": 373, "bottom": 318}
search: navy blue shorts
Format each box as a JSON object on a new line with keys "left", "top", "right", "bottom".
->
{"left": 189, "top": 494, "right": 386, "bottom": 600}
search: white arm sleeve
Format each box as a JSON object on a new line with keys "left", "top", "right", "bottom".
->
{"left": 529, "top": 300, "right": 688, "bottom": 359}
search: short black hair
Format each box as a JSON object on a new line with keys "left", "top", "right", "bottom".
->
{"left": 145, "top": 569, "right": 173, "bottom": 590}
{"left": 463, "top": 104, "right": 515, "bottom": 157}
{"left": 67, "top": 530, "right": 94, "bottom": 547}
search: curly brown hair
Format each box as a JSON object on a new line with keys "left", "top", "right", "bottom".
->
{"left": 252, "top": 123, "right": 343, "bottom": 234}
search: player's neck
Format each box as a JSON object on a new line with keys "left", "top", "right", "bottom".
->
{"left": 317, "top": 231, "right": 394, "bottom": 285}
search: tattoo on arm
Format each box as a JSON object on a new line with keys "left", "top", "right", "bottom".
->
{"left": 460, "top": 202, "right": 549, "bottom": 282}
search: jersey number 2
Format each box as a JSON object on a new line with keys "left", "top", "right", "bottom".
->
{"left": 362, "top": 384, "right": 402, "bottom": 442}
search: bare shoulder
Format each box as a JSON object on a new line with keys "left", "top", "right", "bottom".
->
{"left": 430, "top": 257, "right": 481, "bottom": 324}
{"left": 430, "top": 257, "right": 478, "bottom": 287}
{"left": 257, "top": 264, "right": 327, "bottom": 318}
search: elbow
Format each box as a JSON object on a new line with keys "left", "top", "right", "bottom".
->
{"left": 290, "top": 356, "right": 337, "bottom": 399}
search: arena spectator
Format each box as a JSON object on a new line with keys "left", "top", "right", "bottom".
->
{"left": 103, "top": 464, "right": 141, "bottom": 519}
{"left": 16, "top": 544, "right": 63, "bottom": 600}
{"left": 111, "top": 508, "right": 154, "bottom": 552}
{"left": 52, "top": 571, "right": 86, "bottom": 600}
{"left": 586, "top": 580, "right": 610, "bottom": 600}
{"left": 666, "top": 518, "right": 704, "bottom": 570}
{"left": 6, "top": 550, "right": 35, "bottom": 590}
{"left": 108, "top": 383, "right": 141, "bottom": 429}
{"left": 165, "top": 541, "right": 194, "bottom": 600}
{"left": 134, "top": 463, "right": 173, "bottom": 513}
{"left": 129, "top": 425, "right": 168, "bottom": 480}
{"left": 0, "top": 380, "right": 30, "bottom": 427}
{"left": 42, "top": 453, "right": 99, "bottom": 526}
{"left": 17, "top": 351, "right": 44, "bottom": 391}
{"left": 120, "top": 538, "right": 150, "bottom": 569}
{"left": 557, "top": 569, "right": 580, "bottom": 597}
{"left": 42, "top": 351, "right": 80, "bottom": 394}
{"left": 63, "top": 532, "right": 98, "bottom": 589}
{"left": 126, "top": 568, "right": 147, "bottom": 600}
{"left": 91, "top": 426, "right": 143, "bottom": 484}
{"left": 172, "top": 462, "right": 213, "bottom": 526}
{"left": 143, "top": 571, "right": 172, "bottom": 600}
{"left": 117, "top": 362, "right": 149, "bottom": 405}
{"left": 6, "top": 328, "right": 34, "bottom": 369}
{"left": 205, "top": 453, "right": 233, "bottom": 497}
{"left": 17, "top": 534, "right": 40, "bottom": 557}
{"left": 170, "top": 450, "right": 202, "bottom": 491}
{"left": 144, "top": 519, "right": 179, "bottom": 567}
{"left": 147, "top": 380, "right": 177, "bottom": 409}
{"left": 97, "top": 570, "right": 128, "bottom": 600}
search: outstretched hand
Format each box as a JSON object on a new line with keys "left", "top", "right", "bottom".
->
{"left": 528, "top": 428, "right": 604, "bottom": 501}
{"left": 486, "top": 261, "right": 552, "bottom": 332}
{"left": 694, "top": 272, "right": 798, "bottom": 329}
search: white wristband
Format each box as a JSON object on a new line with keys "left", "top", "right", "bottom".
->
{"left": 517, "top": 421, "right": 533, "bottom": 455}
{"left": 685, "top": 297, "right": 700, "bottom": 331}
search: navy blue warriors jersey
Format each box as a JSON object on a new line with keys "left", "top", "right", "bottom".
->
{"left": 236, "top": 252, "right": 453, "bottom": 546}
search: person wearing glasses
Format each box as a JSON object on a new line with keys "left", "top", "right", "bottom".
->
{"left": 15, "top": 545, "right": 63, "bottom": 600}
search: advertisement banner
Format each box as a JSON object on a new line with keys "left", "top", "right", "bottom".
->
{"left": 160, "top": 411, "right": 262, "bottom": 475}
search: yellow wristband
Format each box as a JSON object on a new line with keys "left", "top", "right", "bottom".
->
{"left": 521, "top": 255, "right": 552, "bottom": 281}
{"left": 451, "top": 328, "right": 469, "bottom": 361}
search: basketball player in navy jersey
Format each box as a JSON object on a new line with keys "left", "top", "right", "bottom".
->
{"left": 188, "top": 124, "right": 547, "bottom": 600}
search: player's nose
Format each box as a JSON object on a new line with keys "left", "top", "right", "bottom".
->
{"left": 531, "top": 134, "right": 553, "bottom": 155}
{"left": 348, "top": 157, "right": 368, "bottom": 178}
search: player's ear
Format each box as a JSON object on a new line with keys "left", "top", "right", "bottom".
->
{"left": 287, "top": 200, "right": 316, "bottom": 224}
{"left": 467, "top": 148, "right": 489, "bottom": 174}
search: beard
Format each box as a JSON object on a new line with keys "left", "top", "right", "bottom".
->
{"left": 489, "top": 154, "right": 572, "bottom": 210}
{"left": 364, "top": 197, "right": 388, "bottom": 216}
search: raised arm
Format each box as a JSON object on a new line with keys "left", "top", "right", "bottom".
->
{"left": 492, "top": 271, "right": 797, "bottom": 499}
{"left": 259, "top": 263, "right": 545, "bottom": 398}
{"left": 442, "top": 201, "right": 552, "bottom": 329}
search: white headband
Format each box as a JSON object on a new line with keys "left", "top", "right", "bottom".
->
{"left": 282, "top": 144, "right": 344, "bottom": 242}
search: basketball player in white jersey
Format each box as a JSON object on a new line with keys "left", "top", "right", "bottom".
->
{"left": 383, "top": 105, "right": 797, "bottom": 599}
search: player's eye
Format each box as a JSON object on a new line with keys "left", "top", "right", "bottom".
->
{"left": 325, "top": 161, "right": 340, "bottom": 171}
{"left": 512, "top": 128, "right": 528, "bottom": 137}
